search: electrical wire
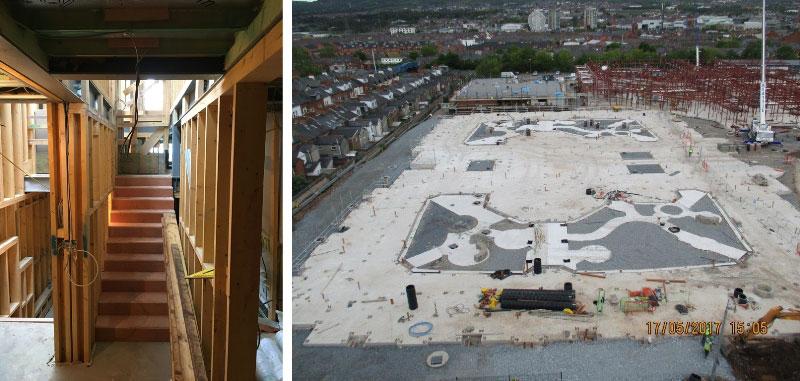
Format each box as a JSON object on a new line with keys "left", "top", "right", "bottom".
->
{"left": 61, "top": 245, "right": 100, "bottom": 287}
{"left": 121, "top": 32, "right": 142, "bottom": 153}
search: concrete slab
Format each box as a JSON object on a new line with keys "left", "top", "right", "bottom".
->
{"left": 0, "top": 320, "right": 170, "bottom": 380}
{"left": 294, "top": 108, "right": 800, "bottom": 349}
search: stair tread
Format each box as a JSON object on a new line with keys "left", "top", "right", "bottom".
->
{"left": 115, "top": 185, "right": 172, "bottom": 189}
{"left": 116, "top": 175, "right": 171, "bottom": 178}
{"left": 113, "top": 196, "right": 173, "bottom": 200}
{"left": 99, "top": 291, "right": 167, "bottom": 304}
{"left": 109, "top": 222, "right": 163, "bottom": 228}
{"left": 106, "top": 253, "right": 164, "bottom": 261}
{"left": 108, "top": 237, "right": 163, "bottom": 243}
{"left": 102, "top": 272, "right": 165, "bottom": 281}
{"left": 96, "top": 314, "right": 169, "bottom": 329}
{"left": 112, "top": 209, "right": 174, "bottom": 213}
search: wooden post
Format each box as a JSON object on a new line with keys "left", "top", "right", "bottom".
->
{"left": 224, "top": 83, "right": 267, "bottom": 381}
{"left": 265, "top": 110, "right": 281, "bottom": 321}
{"left": 210, "top": 96, "right": 232, "bottom": 380}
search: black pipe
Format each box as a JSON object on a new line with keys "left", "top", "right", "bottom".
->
{"left": 500, "top": 299, "right": 577, "bottom": 311}
{"left": 500, "top": 289, "right": 575, "bottom": 302}
{"left": 406, "top": 285, "right": 418, "bottom": 310}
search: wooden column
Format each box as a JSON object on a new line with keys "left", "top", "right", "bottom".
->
{"left": 264, "top": 110, "right": 281, "bottom": 321}
{"left": 223, "top": 83, "right": 267, "bottom": 381}
{"left": 210, "top": 96, "right": 232, "bottom": 380}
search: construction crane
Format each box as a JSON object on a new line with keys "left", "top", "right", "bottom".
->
{"left": 749, "top": 0, "right": 774, "bottom": 143}
{"left": 741, "top": 305, "right": 800, "bottom": 341}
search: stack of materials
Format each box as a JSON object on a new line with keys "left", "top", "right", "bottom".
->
{"left": 498, "top": 288, "right": 577, "bottom": 311}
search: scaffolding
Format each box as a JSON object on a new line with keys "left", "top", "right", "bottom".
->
{"left": 581, "top": 61, "right": 800, "bottom": 128}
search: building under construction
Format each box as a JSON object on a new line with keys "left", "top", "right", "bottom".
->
{"left": 579, "top": 60, "right": 800, "bottom": 129}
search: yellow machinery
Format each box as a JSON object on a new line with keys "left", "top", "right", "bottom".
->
{"left": 742, "top": 305, "right": 800, "bottom": 341}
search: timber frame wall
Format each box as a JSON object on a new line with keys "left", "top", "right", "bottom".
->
{"left": 0, "top": 103, "right": 50, "bottom": 318}
{"left": 47, "top": 102, "right": 116, "bottom": 363}
{"left": 169, "top": 20, "right": 282, "bottom": 380}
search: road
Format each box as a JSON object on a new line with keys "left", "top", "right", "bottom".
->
{"left": 292, "top": 115, "right": 439, "bottom": 272}
{"left": 293, "top": 329, "right": 734, "bottom": 381}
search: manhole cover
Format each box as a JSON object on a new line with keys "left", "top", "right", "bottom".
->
{"left": 426, "top": 351, "right": 449, "bottom": 368}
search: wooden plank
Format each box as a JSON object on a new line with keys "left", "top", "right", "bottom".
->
{"left": 1, "top": 103, "right": 13, "bottom": 198}
{"left": 163, "top": 213, "right": 208, "bottom": 381}
{"left": 0, "top": 105, "right": 5, "bottom": 201}
{"left": 11, "top": 104, "right": 24, "bottom": 194}
{"left": 201, "top": 104, "right": 218, "bottom": 264}
{"left": 0, "top": 193, "right": 36, "bottom": 210}
{"left": 195, "top": 110, "right": 206, "bottom": 249}
{"left": 210, "top": 95, "right": 232, "bottom": 380}
{"left": 224, "top": 83, "right": 268, "bottom": 381}
{"left": 46, "top": 102, "right": 64, "bottom": 362}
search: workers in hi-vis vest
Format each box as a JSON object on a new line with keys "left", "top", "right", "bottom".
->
{"left": 702, "top": 327, "right": 712, "bottom": 358}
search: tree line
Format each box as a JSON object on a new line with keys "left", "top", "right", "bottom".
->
{"left": 293, "top": 42, "right": 798, "bottom": 78}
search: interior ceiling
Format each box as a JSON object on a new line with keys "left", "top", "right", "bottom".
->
{"left": 4, "top": 0, "right": 264, "bottom": 77}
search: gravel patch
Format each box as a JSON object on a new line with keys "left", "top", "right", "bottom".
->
{"left": 468, "top": 123, "right": 507, "bottom": 142}
{"left": 421, "top": 234, "right": 528, "bottom": 271}
{"left": 555, "top": 127, "right": 589, "bottom": 136}
{"left": 620, "top": 151, "right": 654, "bottom": 160}
{"left": 660, "top": 205, "right": 682, "bottom": 215}
{"left": 467, "top": 160, "right": 495, "bottom": 172}
{"left": 570, "top": 222, "right": 734, "bottom": 271}
{"left": 567, "top": 207, "right": 626, "bottom": 235}
{"left": 688, "top": 195, "right": 719, "bottom": 214}
{"left": 669, "top": 216, "right": 747, "bottom": 251}
{"left": 406, "top": 202, "right": 478, "bottom": 259}
{"left": 490, "top": 219, "right": 531, "bottom": 231}
{"left": 633, "top": 204, "right": 656, "bottom": 216}
{"left": 627, "top": 164, "right": 665, "bottom": 174}
{"left": 779, "top": 192, "right": 800, "bottom": 212}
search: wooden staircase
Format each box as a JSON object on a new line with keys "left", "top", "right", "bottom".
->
{"left": 96, "top": 175, "right": 173, "bottom": 342}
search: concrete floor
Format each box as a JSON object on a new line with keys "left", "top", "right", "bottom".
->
{"left": 0, "top": 320, "right": 283, "bottom": 381}
{"left": 0, "top": 320, "right": 171, "bottom": 380}
{"left": 294, "top": 109, "right": 800, "bottom": 346}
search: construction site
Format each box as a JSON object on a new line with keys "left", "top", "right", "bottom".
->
{"left": 0, "top": 1, "right": 282, "bottom": 380}
{"left": 292, "top": 7, "right": 800, "bottom": 380}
